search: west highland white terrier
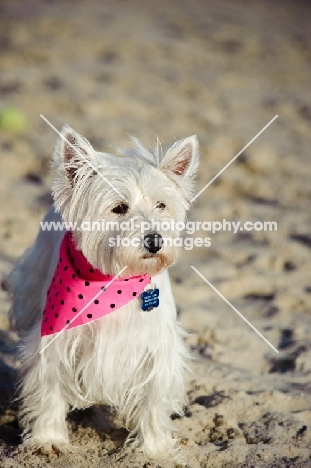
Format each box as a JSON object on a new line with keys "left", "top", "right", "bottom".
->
{"left": 8, "top": 125, "right": 199, "bottom": 463}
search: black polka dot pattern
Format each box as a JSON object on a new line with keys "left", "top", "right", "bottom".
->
{"left": 41, "top": 231, "right": 151, "bottom": 336}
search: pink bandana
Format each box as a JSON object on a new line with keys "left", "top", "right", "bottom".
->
{"left": 41, "top": 232, "right": 151, "bottom": 336}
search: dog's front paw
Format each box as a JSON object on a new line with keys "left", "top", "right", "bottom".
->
{"left": 23, "top": 439, "right": 79, "bottom": 456}
{"left": 145, "top": 445, "right": 186, "bottom": 466}
{"left": 131, "top": 436, "right": 187, "bottom": 466}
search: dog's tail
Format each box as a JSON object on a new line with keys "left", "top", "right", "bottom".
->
{"left": 7, "top": 206, "right": 61, "bottom": 333}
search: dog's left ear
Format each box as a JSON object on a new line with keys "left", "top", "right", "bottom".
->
{"left": 160, "top": 135, "right": 199, "bottom": 202}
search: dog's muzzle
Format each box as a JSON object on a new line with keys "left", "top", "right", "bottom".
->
{"left": 143, "top": 233, "right": 163, "bottom": 254}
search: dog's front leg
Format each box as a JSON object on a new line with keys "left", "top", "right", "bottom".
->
{"left": 125, "top": 350, "right": 187, "bottom": 466}
{"left": 128, "top": 398, "right": 186, "bottom": 465}
{"left": 19, "top": 336, "right": 72, "bottom": 453}
{"left": 24, "top": 391, "right": 71, "bottom": 454}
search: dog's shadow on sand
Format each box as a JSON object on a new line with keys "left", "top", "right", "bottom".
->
{"left": 68, "top": 405, "right": 129, "bottom": 448}
{"left": 0, "top": 329, "right": 21, "bottom": 448}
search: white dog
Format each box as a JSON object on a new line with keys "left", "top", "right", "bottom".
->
{"left": 8, "top": 125, "right": 199, "bottom": 463}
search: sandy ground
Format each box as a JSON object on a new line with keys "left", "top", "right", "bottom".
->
{"left": 0, "top": 0, "right": 311, "bottom": 466}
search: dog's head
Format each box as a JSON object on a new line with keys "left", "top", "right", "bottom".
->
{"left": 52, "top": 125, "right": 199, "bottom": 276}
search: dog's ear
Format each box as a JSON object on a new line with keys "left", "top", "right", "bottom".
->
{"left": 53, "top": 124, "right": 97, "bottom": 187}
{"left": 52, "top": 125, "right": 98, "bottom": 216}
{"left": 159, "top": 135, "right": 199, "bottom": 201}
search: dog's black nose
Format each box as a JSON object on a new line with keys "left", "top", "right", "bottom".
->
{"left": 144, "top": 233, "right": 163, "bottom": 254}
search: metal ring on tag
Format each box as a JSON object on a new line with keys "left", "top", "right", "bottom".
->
{"left": 144, "top": 282, "right": 156, "bottom": 292}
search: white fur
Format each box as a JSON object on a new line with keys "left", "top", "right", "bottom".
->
{"left": 8, "top": 126, "right": 199, "bottom": 464}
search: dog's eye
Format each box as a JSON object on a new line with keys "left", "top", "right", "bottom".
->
{"left": 112, "top": 203, "right": 129, "bottom": 214}
{"left": 156, "top": 202, "right": 166, "bottom": 210}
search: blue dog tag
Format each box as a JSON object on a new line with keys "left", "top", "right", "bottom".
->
{"left": 141, "top": 287, "right": 159, "bottom": 312}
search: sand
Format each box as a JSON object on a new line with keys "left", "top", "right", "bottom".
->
{"left": 0, "top": 0, "right": 311, "bottom": 466}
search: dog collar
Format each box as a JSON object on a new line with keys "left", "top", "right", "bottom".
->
{"left": 41, "top": 232, "right": 151, "bottom": 336}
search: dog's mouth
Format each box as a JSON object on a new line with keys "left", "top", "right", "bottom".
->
{"left": 142, "top": 253, "right": 157, "bottom": 259}
{"left": 126, "top": 252, "right": 176, "bottom": 276}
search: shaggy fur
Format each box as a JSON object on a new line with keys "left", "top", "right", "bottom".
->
{"left": 8, "top": 125, "right": 199, "bottom": 463}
